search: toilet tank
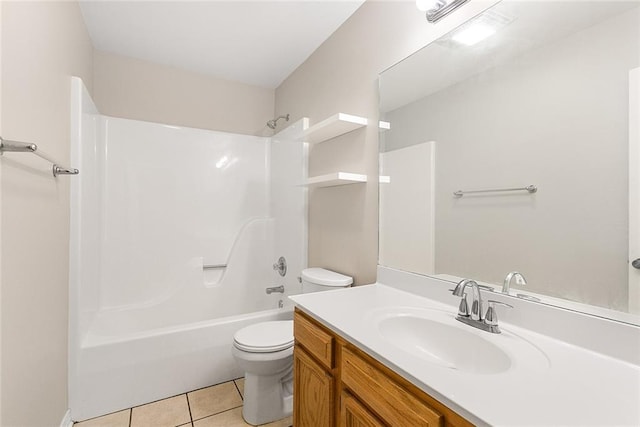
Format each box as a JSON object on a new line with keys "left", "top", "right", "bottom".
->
{"left": 301, "top": 268, "right": 353, "bottom": 293}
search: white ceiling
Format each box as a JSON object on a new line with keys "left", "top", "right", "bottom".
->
{"left": 79, "top": 1, "right": 365, "bottom": 89}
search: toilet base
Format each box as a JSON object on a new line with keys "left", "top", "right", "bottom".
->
{"left": 241, "top": 368, "right": 293, "bottom": 426}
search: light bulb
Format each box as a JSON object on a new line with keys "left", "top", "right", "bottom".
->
{"left": 416, "top": 0, "right": 439, "bottom": 12}
{"left": 451, "top": 22, "right": 496, "bottom": 46}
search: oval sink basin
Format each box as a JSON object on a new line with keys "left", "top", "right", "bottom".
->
{"left": 370, "top": 307, "right": 550, "bottom": 375}
{"left": 378, "top": 315, "right": 511, "bottom": 374}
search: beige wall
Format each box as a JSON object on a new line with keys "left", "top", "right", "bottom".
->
{"left": 93, "top": 50, "right": 275, "bottom": 136}
{"left": 0, "top": 2, "right": 93, "bottom": 426}
{"left": 275, "top": 0, "right": 495, "bottom": 285}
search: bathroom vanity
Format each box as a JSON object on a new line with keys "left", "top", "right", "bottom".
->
{"left": 294, "top": 308, "right": 470, "bottom": 426}
{"left": 290, "top": 268, "right": 640, "bottom": 426}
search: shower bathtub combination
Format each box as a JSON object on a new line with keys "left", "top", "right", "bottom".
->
{"left": 68, "top": 77, "right": 307, "bottom": 421}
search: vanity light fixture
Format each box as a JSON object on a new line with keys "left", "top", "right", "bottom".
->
{"left": 416, "top": 0, "right": 470, "bottom": 23}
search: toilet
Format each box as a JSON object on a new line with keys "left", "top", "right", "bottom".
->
{"left": 232, "top": 268, "right": 353, "bottom": 425}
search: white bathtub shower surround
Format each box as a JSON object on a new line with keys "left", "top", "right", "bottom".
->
{"left": 68, "top": 78, "right": 307, "bottom": 421}
{"left": 99, "top": 118, "right": 270, "bottom": 309}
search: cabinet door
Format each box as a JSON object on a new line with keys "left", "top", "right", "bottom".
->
{"left": 342, "top": 347, "right": 444, "bottom": 427}
{"left": 294, "top": 346, "right": 334, "bottom": 427}
{"left": 340, "top": 392, "right": 385, "bottom": 427}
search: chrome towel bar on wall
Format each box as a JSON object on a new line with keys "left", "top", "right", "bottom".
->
{"left": 0, "top": 136, "right": 79, "bottom": 177}
{"left": 453, "top": 185, "right": 537, "bottom": 197}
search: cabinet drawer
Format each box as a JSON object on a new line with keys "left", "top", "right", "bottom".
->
{"left": 294, "top": 310, "right": 334, "bottom": 369}
{"left": 342, "top": 346, "right": 444, "bottom": 427}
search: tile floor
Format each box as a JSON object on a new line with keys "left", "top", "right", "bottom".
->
{"left": 74, "top": 378, "right": 293, "bottom": 427}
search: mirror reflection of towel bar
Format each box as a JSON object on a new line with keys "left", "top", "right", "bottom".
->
{"left": 203, "top": 264, "right": 227, "bottom": 270}
{"left": 454, "top": 185, "right": 537, "bottom": 197}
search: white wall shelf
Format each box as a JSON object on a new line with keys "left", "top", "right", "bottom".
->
{"left": 304, "top": 172, "right": 367, "bottom": 188}
{"left": 303, "top": 113, "right": 368, "bottom": 144}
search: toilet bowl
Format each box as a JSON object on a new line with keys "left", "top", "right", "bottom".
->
{"left": 232, "top": 320, "right": 294, "bottom": 426}
{"left": 232, "top": 268, "right": 352, "bottom": 425}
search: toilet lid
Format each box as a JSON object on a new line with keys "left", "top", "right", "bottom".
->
{"left": 302, "top": 268, "right": 353, "bottom": 287}
{"left": 234, "top": 320, "right": 294, "bottom": 353}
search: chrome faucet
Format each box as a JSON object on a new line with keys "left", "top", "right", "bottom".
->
{"left": 452, "top": 279, "right": 484, "bottom": 321}
{"left": 452, "top": 279, "right": 512, "bottom": 334}
{"left": 503, "top": 271, "right": 527, "bottom": 295}
{"left": 266, "top": 285, "right": 285, "bottom": 294}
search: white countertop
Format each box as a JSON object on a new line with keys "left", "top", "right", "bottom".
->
{"left": 290, "top": 283, "right": 640, "bottom": 426}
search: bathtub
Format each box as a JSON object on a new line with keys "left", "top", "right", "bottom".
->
{"left": 71, "top": 305, "right": 293, "bottom": 421}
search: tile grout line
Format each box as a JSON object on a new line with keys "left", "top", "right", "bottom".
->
{"left": 233, "top": 378, "right": 244, "bottom": 401}
{"left": 188, "top": 378, "right": 241, "bottom": 396}
{"left": 192, "top": 406, "right": 246, "bottom": 424}
{"left": 190, "top": 403, "right": 245, "bottom": 423}
{"left": 185, "top": 392, "right": 193, "bottom": 424}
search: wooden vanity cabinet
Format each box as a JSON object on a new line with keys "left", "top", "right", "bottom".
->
{"left": 340, "top": 392, "right": 385, "bottom": 427}
{"left": 293, "top": 309, "right": 473, "bottom": 427}
{"left": 294, "top": 346, "right": 334, "bottom": 426}
{"left": 293, "top": 309, "right": 337, "bottom": 427}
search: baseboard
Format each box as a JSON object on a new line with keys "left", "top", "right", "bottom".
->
{"left": 60, "top": 409, "right": 73, "bottom": 427}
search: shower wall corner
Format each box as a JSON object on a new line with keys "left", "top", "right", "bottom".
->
{"left": 69, "top": 76, "right": 103, "bottom": 414}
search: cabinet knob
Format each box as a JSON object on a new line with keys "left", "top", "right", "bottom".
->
{"left": 632, "top": 258, "right": 640, "bottom": 269}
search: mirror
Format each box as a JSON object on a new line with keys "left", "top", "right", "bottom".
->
{"left": 379, "top": 0, "right": 640, "bottom": 323}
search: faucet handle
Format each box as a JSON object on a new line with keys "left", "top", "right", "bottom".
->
{"left": 484, "top": 300, "right": 513, "bottom": 328}
{"left": 457, "top": 293, "right": 469, "bottom": 317}
{"left": 272, "top": 256, "right": 287, "bottom": 277}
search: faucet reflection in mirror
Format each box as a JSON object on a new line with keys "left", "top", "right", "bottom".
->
{"left": 503, "top": 271, "right": 527, "bottom": 295}
{"left": 416, "top": 0, "right": 471, "bottom": 23}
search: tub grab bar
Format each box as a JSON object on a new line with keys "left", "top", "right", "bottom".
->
{"left": 0, "top": 136, "right": 79, "bottom": 177}
{"left": 203, "top": 264, "right": 227, "bottom": 270}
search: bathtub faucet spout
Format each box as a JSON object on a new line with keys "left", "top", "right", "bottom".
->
{"left": 266, "top": 285, "right": 285, "bottom": 294}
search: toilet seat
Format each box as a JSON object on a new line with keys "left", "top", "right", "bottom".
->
{"left": 234, "top": 320, "right": 293, "bottom": 353}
